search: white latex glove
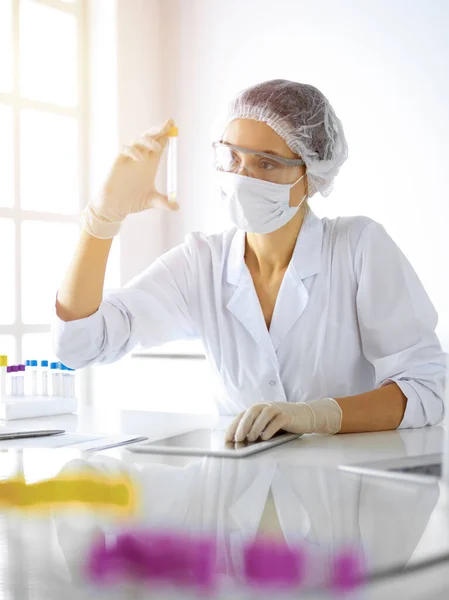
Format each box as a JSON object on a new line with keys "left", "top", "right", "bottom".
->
{"left": 83, "top": 119, "right": 179, "bottom": 239}
{"left": 225, "top": 398, "right": 342, "bottom": 443}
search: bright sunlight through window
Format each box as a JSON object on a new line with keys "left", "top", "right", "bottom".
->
{"left": 0, "top": 0, "right": 83, "bottom": 364}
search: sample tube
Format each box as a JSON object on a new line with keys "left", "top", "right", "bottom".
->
{"left": 6, "top": 366, "right": 12, "bottom": 396}
{"left": 10, "top": 365, "right": 18, "bottom": 396}
{"left": 66, "top": 367, "right": 76, "bottom": 398}
{"left": 41, "top": 360, "right": 49, "bottom": 396}
{"left": 0, "top": 356, "right": 7, "bottom": 402}
{"left": 17, "top": 365, "right": 25, "bottom": 396}
{"left": 25, "top": 360, "right": 30, "bottom": 394}
{"left": 60, "top": 364, "right": 75, "bottom": 398}
{"left": 30, "top": 359, "right": 38, "bottom": 395}
{"left": 50, "top": 362, "right": 60, "bottom": 396}
{"left": 167, "top": 125, "right": 178, "bottom": 204}
{"left": 60, "top": 364, "right": 68, "bottom": 398}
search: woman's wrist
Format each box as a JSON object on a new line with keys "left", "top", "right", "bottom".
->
{"left": 302, "top": 398, "right": 342, "bottom": 434}
{"left": 82, "top": 204, "right": 122, "bottom": 239}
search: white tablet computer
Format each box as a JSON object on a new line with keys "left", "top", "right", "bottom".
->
{"left": 127, "top": 428, "right": 300, "bottom": 458}
{"left": 339, "top": 453, "right": 443, "bottom": 484}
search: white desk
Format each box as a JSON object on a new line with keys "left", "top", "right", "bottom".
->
{"left": 10, "top": 406, "right": 445, "bottom": 466}
{"left": 0, "top": 407, "right": 448, "bottom": 599}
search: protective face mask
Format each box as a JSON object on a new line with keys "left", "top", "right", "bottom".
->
{"left": 216, "top": 171, "right": 307, "bottom": 234}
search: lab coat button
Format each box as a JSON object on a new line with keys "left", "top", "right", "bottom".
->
{"left": 269, "top": 380, "right": 276, "bottom": 385}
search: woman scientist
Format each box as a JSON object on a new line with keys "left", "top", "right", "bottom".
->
{"left": 54, "top": 80, "right": 446, "bottom": 442}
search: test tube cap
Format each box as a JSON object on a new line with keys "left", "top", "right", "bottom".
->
{"left": 30, "top": 360, "right": 38, "bottom": 367}
{"left": 41, "top": 360, "right": 49, "bottom": 367}
{"left": 50, "top": 362, "right": 58, "bottom": 370}
{"left": 0, "top": 356, "right": 7, "bottom": 367}
{"left": 11, "top": 365, "right": 18, "bottom": 372}
{"left": 6, "top": 366, "right": 12, "bottom": 373}
{"left": 26, "top": 360, "right": 31, "bottom": 366}
{"left": 167, "top": 125, "right": 178, "bottom": 137}
{"left": 18, "top": 364, "right": 26, "bottom": 371}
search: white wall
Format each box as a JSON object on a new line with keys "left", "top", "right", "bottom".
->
{"left": 87, "top": 0, "right": 172, "bottom": 286}
{"left": 86, "top": 0, "right": 449, "bottom": 411}
{"left": 161, "top": 0, "right": 449, "bottom": 348}
{"left": 86, "top": 0, "right": 215, "bottom": 411}
{"left": 86, "top": 0, "right": 122, "bottom": 291}
{"left": 115, "top": 0, "right": 173, "bottom": 283}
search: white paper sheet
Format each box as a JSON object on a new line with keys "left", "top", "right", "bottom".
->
{"left": 0, "top": 432, "right": 147, "bottom": 451}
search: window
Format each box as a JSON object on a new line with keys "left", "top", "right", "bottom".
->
{"left": 0, "top": 0, "right": 86, "bottom": 364}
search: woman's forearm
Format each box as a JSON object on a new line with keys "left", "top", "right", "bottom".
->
{"left": 336, "top": 383, "right": 407, "bottom": 433}
{"left": 56, "top": 229, "right": 113, "bottom": 322}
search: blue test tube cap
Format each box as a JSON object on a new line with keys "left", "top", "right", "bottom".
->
{"left": 59, "top": 363, "right": 66, "bottom": 370}
{"left": 30, "top": 360, "right": 38, "bottom": 367}
{"left": 25, "top": 360, "right": 31, "bottom": 367}
{"left": 41, "top": 360, "right": 49, "bottom": 367}
{"left": 50, "top": 362, "right": 58, "bottom": 370}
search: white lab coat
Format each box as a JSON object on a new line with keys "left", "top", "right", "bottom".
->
{"left": 53, "top": 211, "right": 447, "bottom": 428}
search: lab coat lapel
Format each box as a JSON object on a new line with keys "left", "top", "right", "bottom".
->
{"left": 269, "top": 211, "right": 323, "bottom": 351}
{"left": 226, "top": 229, "right": 279, "bottom": 368}
{"left": 269, "top": 272, "right": 309, "bottom": 351}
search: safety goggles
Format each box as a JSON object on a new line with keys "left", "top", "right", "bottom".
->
{"left": 212, "top": 141, "right": 305, "bottom": 184}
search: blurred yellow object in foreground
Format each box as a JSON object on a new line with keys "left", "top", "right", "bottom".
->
{"left": 0, "top": 471, "right": 136, "bottom": 515}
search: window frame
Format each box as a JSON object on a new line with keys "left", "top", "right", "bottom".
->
{"left": 0, "top": 0, "right": 87, "bottom": 362}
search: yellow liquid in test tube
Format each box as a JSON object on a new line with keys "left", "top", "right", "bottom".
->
{"left": 0, "top": 356, "right": 7, "bottom": 402}
{"left": 167, "top": 125, "right": 178, "bottom": 204}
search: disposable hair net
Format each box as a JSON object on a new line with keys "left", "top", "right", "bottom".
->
{"left": 222, "top": 79, "right": 348, "bottom": 198}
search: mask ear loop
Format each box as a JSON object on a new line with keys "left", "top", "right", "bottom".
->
{"left": 290, "top": 171, "right": 308, "bottom": 209}
{"left": 290, "top": 171, "right": 306, "bottom": 187}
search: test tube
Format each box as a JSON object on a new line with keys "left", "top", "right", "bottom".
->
{"left": 10, "top": 365, "right": 18, "bottom": 396}
{"left": 60, "top": 364, "right": 68, "bottom": 397}
{"left": 0, "top": 354, "right": 8, "bottom": 402}
{"left": 167, "top": 125, "right": 178, "bottom": 204}
{"left": 60, "top": 364, "right": 75, "bottom": 398}
{"left": 66, "top": 367, "right": 76, "bottom": 398}
{"left": 0, "top": 356, "right": 7, "bottom": 402}
{"left": 25, "top": 359, "right": 30, "bottom": 394}
{"left": 6, "top": 366, "right": 12, "bottom": 396}
{"left": 50, "top": 362, "right": 60, "bottom": 396}
{"left": 17, "top": 365, "right": 25, "bottom": 396}
{"left": 40, "top": 360, "right": 49, "bottom": 396}
{"left": 30, "top": 360, "right": 38, "bottom": 395}
{"left": 69, "top": 368, "right": 76, "bottom": 398}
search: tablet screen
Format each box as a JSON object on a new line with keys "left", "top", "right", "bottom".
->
{"left": 142, "top": 428, "right": 288, "bottom": 452}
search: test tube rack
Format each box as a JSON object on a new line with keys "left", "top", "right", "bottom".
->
{"left": 0, "top": 395, "right": 77, "bottom": 420}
